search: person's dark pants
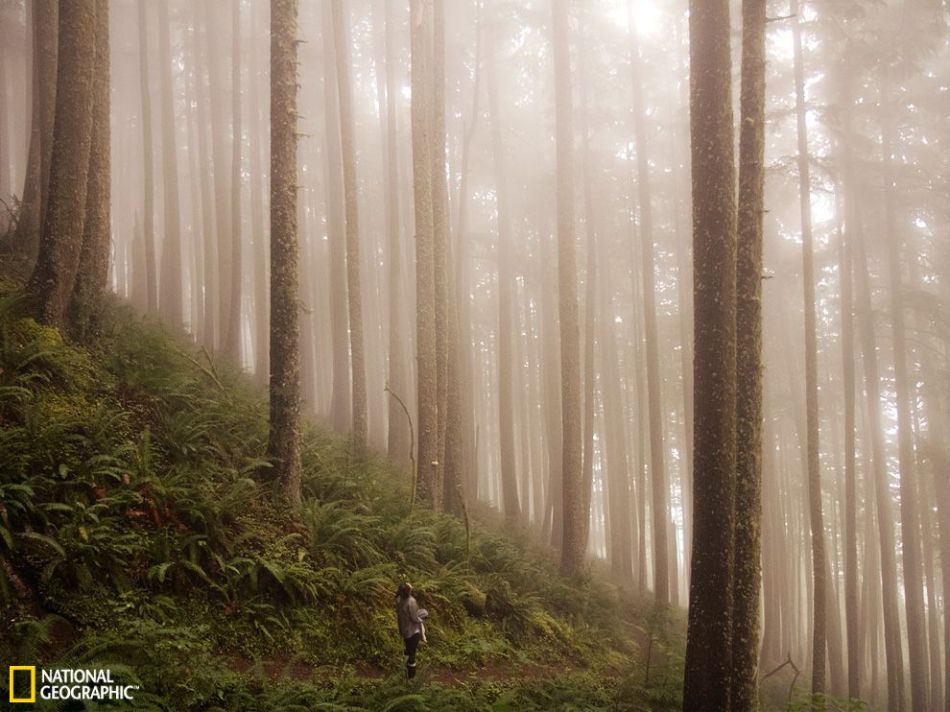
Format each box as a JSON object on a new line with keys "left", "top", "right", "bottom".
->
{"left": 404, "top": 632, "right": 421, "bottom": 679}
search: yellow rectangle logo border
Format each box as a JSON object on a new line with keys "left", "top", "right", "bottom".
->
{"left": 9, "top": 666, "right": 36, "bottom": 704}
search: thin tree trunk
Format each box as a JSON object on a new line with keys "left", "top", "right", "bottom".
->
{"left": 137, "top": 0, "right": 157, "bottom": 314}
{"left": 157, "top": 0, "right": 183, "bottom": 329}
{"left": 731, "top": 0, "right": 766, "bottom": 705}
{"left": 629, "top": 6, "right": 669, "bottom": 608}
{"left": 203, "top": 0, "right": 232, "bottom": 351}
{"left": 224, "top": 0, "right": 244, "bottom": 363}
{"left": 330, "top": 0, "right": 367, "bottom": 452}
{"left": 321, "top": 1, "right": 351, "bottom": 435}
{"left": 791, "top": 0, "right": 826, "bottom": 695}
{"left": 487, "top": 22, "right": 520, "bottom": 524}
{"left": 432, "top": 0, "right": 450, "bottom": 477}
{"left": 854, "top": 233, "right": 906, "bottom": 712}
{"left": 881, "top": 82, "right": 930, "bottom": 712}
{"left": 376, "top": 0, "right": 410, "bottom": 467}
{"left": 839, "top": 187, "right": 860, "bottom": 702}
{"left": 14, "top": 1, "right": 56, "bottom": 261}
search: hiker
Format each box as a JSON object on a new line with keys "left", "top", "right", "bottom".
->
{"left": 395, "top": 582, "right": 428, "bottom": 680}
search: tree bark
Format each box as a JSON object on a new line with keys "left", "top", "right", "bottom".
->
{"left": 26, "top": 0, "right": 97, "bottom": 329}
{"left": 69, "top": 0, "right": 110, "bottom": 335}
{"left": 551, "top": 0, "right": 584, "bottom": 577}
{"left": 411, "top": 0, "right": 439, "bottom": 507}
{"left": 268, "top": 0, "right": 301, "bottom": 505}
{"left": 731, "top": 0, "right": 766, "bottom": 706}
{"left": 682, "top": 0, "right": 738, "bottom": 707}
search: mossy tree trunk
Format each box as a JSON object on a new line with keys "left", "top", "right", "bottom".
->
{"left": 730, "top": 0, "right": 766, "bottom": 706}
{"left": 682, "top": 0, "right": 738, "bottom": 707}
{"left": 68, "top": 0, "right": 111, "bottom": 335}
{"left": 268, "top": 0, "right": 302, "bottom": 505}
{"left": 27, "top": 0, "right": 97, "bottom": 329}
{"left": 551, "top": 0, "right": 584, "bottom": 577}
{"left": 411, "top": 0, "right": 439, "bottom": 507}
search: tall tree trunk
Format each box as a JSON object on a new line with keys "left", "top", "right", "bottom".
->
{"left": 224, "top": 0, "right": 244, "bottom": 363}
{"left": 137, "top": 0, "right": 158, "bottom": 314}
{"left": 376, "top": 0, "right": 410, "bottom": 467}
{"left": 731, "top": 0, "right": 766, "bottom": 705}
{"left": 432, "top": 0, "right": 450, "bottom": 476}
{"left": 249, "top": 28, "right": 268, "bottom": 384}
{"left": 881, "top": 82, "right": 930, "bottom": 712}
{"left": 451, "top": 2, "right": 482, "bottom": 507}
{"left": 203, "top": 1, "right": 232, "bottom": 351}
{"left": 188, "top": 3, "right": 217, "bottom": 344}
{"left": 268, "top": 0, "right": 301, "bottom": 505}
{"left": 551, "top": 0, "right": 584, "bottom": 576}
{"left": 840, "top": 202, "right": 860, "bottom": 703}
{"left": 790, "top": 0, "right": 826, "bottom": 695}
{"left": 682, "top": 0, "right": 737, "bottom": 707}
{"left": 14, "top": 1, "right": 56, "bottom": 261}
{"left": 321, "top": 1, "right": 351, "bottom": 434}
{"left": 330, "top": 0, "right": 367, "bottom": 452}
{"left": 157, "top": 0, "right": 183, "bottom": 329}
{"left": 854, "top": 233, "right": 906, "bottom": 712}
{"left": 579, "top": 16, "right": 596, "bottom": 556}
{"left": 27, "top": 0, "right": 97, "bottom": 329}
{"left": 411, "top": 0, "right": 439, "bottom": 507}
{"left": 629, "top": 6, "right": 669, "bottom": 608}
{"left": 487, "top": 22, "right": 520, "bottom": 524}
{"left": 600, "top": 244, "right": 634, "bottom": 583}
{"left": 69, "top": 0, "right": 110, "bottom": 335}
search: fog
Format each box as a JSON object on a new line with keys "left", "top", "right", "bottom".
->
{"left": 1, "top": 0, "right": 948, "bottom": 708}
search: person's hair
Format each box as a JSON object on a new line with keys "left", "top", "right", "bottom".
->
{"left": 396, "top": 582, "right": 412, "bottom": 600}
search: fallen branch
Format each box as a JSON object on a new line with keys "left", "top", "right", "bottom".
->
{"left": 762, "top": 652, "right": 801, "bottom": 706}
{"left": 384, "top": 384, "right": 416, "bottom": 511}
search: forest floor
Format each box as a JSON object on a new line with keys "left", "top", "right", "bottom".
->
{"left": 0, "top": 272, "right": 689, "bottom": 710}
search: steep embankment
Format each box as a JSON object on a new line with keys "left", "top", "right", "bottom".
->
{"left": 0, "top": 278, "right": 682, "bottom": 710}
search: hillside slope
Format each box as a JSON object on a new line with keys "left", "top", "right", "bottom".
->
{"left": 0, "top": 280, "right": 682, "bottom": 710}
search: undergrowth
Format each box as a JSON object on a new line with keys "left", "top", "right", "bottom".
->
{"left": 0, "top": 280, "right": 682, "bottom": 710}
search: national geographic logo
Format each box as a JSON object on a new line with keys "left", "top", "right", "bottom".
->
{"left": 6, "top": 665, "right": 139, "bottom": 704}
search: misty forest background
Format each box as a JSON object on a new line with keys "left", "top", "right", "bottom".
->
{"left": 0, "top": 0, "right": 948, "bottom": 709}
